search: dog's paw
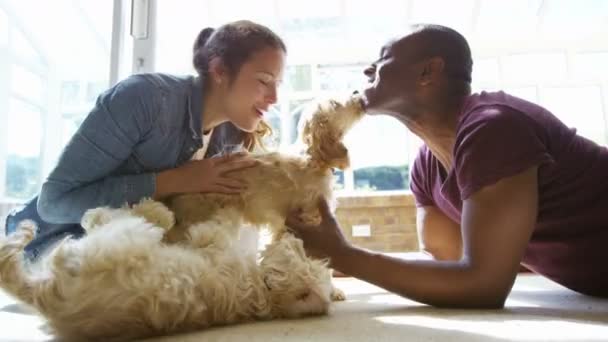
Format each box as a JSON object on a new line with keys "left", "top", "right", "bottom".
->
{"left": 15, "top": 221, "right": 36, "bottom": 242}
{"left": 330, "top": 287, "right": 346, "bottom": 301}
{"left": 81, "top": 207, "right": 115, "bottom": 232}
{"left": 1, "top": 221, "right": 36, "bottom": 247}
{"left": 132, "top": 198, "right": 175, "bottom": 231}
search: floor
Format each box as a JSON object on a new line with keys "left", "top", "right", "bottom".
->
{"left": 1, "top": 274, "right": 607, "bottom": 342}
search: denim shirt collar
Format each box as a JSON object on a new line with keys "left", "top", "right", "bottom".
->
{"left": 187, "top": 75, "right": 205, "bottom": 143}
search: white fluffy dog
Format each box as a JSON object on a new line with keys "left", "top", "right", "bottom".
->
{"left": 0, "top": 94, "right": 365, "bottom": 341}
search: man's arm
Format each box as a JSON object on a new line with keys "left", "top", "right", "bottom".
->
{"left": 287, "top": 166, "right": 539, "bottom": 308}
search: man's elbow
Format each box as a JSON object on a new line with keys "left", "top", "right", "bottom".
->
{"left": 458, "top": 279, "right": 511, "bottom": 309}
{"left": 430, "top": 289, "right": 508, "bottom": 309}
{"left": 423, "top": 269, "right": 511, "bottom": 309}
{"left": 465, "top": 291, "right": 508, "bottom": 309}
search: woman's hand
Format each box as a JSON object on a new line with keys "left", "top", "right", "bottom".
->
{"left": 155, "top": 152, "right": 258, "bottom": 198}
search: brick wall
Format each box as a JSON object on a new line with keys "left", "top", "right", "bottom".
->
{"left": 334, "top": 192, "right": 419, "bottom": 253}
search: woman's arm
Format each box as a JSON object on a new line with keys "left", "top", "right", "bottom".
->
{"left": 37, "top": 76, "right": 160, "bottom": 224}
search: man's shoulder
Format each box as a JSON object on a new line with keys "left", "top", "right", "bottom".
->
{"left": 461, "top": 90, "right": 550, "bottom": 124}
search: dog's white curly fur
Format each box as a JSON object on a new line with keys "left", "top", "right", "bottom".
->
{"left": 0, "top": 94, "right": 364, "bottom": 341}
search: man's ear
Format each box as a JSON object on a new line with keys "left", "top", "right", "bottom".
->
{"left": 420, "top": 57, "right": 445, "bottom": 85}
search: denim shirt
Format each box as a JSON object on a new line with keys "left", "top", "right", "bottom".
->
{"left": 36, "top": 73, "right": 245, "bottom": 224}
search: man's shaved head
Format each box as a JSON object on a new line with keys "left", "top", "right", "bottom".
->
{"left": 398, "top": 24, "right": 473, "bottom": 93}
{"left": 363, "top": 24, "right": 473, "bottom": 117}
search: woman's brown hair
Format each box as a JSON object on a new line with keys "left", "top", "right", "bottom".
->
{"left": 193, "top": 20, "right": 286, "bottom": 151}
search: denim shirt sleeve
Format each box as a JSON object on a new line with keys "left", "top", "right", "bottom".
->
{"left": 37, "top": 75, "right": 158, "bottom": 224}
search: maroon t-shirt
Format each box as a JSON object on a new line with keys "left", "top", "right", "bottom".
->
{"left": 410, "top": 91, "right": 608, "bottom": 296}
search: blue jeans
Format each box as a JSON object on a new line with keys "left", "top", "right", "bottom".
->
{"left": 4, "top": 196, "right": 85, "bottom": 260}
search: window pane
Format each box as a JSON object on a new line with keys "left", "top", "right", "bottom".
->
{"left": 472, "top": 58, "right": 500, "bottom": 87}
{"left": 60, "top": 81, "right": 80, "bottom": 107}
{"left": 6, "top": 98, "right": 42, "bottom": 199}
{"left": 573, "top": 52, "right": 608, "bottom": 81}
{"left": 541, "top": 0, "right": 608, "bottom": 36}
{"left": 278, "top": 0, "right": 341, "bottom": 19}
{"left": 156, "top": 0, "right": 278, "bottom": 73}
{"left": 346, "top": 116, "right": 410, "bottom": 191}
{"left": 262, "top": 106, "right": 282, "bottom": 149}
{"left": 280, "top": 17, "right": 346, "bottom": 60}
{"left": 1, "top": 0, "right": 113, "bottom": 200}
{"left": 476, "top": 0, "right": 541, "bottom": 37}
{"left": 0, "top": 7, "right": 7, "bottom": 46}
{"left": 318, "top": 63, "right": 367, "bottom": 92}
{"left": 6, "top": 154, "right": 40, "bottom": 200}
{"left": 11, "top": 64, "right": 44, "bottom": 103}
{"left": 540, "top": 86, "right": 605, "bottom": 145}
{"left": 333, "top": 169, "right": 345, "bottom": 191}
{"left": 354, "top": 165, "right": 409, "bottom": 191}
{"left": 9, "top": 28, "right": 40, "bottom": 64}
{"left": 207, "top": 0, "right": 278, "bottom": 27}
{"left": 86, "top": 81, "right": 107, "bottom": 103}
{"left": 287, "top": 65, "right": 312, "bottom": 92}
{"left": 288, "top": 99, "right": 313, "bottom": 145}
{"left": 344, "top": 0, "right": 407, "bottom": 57}
{"left": 410, "top": 0, "right": 475, "bottom": 35}
{"left": 502, "top": 53, "right": 567, "bottom": 83}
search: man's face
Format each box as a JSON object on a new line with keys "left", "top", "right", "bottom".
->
{"left": 362, "top": 36, "right": 420, "bottom": 115}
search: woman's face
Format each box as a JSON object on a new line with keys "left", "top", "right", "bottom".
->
{"left": 222, "top": 47, "right": 285, "bottom": 132}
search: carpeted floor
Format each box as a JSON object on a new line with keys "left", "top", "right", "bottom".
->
{"left": 1, "top": 274, "right": 607, "bottom": 342}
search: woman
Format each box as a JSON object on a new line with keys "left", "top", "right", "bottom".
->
{"left": 6, "top": 20, "right": 286, "bottom": 259}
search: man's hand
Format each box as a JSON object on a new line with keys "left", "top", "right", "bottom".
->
{"left": 285, "top": 198, "right": 351, "bottom": 260}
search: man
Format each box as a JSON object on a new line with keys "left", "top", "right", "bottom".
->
{"left": 285, "top": 24, "right": 608, "bottom": 308}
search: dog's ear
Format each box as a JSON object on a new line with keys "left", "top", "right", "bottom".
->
{"left": 305, "top": 122, "right": 350, "bottom": 170}
{"left": 302, "top": 95, "right": 365, "bottom": 170}
{"left": 314, "top": 139, "right": 350, "bottom": 170}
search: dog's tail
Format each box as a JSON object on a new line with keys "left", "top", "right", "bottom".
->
{"left": 0, "top": 222, "right": 37, "bottom": 305}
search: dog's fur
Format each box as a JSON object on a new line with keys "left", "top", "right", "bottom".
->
{"left": 163, "top": 95, "right": 365, "bottom": 243}
{"left": 0, "top": 94, "right": 365, "bottom": 341}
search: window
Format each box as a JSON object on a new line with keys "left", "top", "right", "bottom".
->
{"left": 5, "top": 99, "right": 42, "bottom": 199}
{"left": 153, "top": 0, "right": 608, "bottom": 193}
{"left": 0, "top": 0, "right": 113, "bottom": 202}
{"left": 0, "top": 8, "right": 7, "bottom": 46}
{"left": 573, "top": 52, "right": 608, "bottom": 81}
{"left": 502, "top": 53, "right": 568, "bottom": 84}
{"left": 540, "top": 86, "right": 605, "bottom": 144}
{"left": 3, "top": 0, "right": 606, "bottom": 204}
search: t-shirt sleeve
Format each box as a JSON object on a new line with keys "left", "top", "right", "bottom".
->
{"left": 455, "top": 105, "right": 554, "bottom": 200}
{"left": 410, "top": 146, "right": 436, "bottom": 207}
